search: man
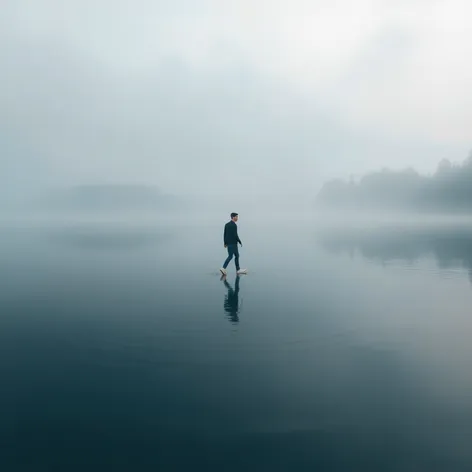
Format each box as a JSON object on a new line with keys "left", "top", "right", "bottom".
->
{"left": 220, "top": 212, "right": 247, "bottom": 276}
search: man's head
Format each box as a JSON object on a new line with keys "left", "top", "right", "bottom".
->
{"left": 231, "top": 212, "right": 239, "bottom": 222}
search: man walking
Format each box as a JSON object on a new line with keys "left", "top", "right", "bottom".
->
{"left": 220, "top": 213, "right": 247, "bottom": 276}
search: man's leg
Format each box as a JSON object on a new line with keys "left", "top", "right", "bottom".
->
{"left": 234, "top": 245, "right": 240, "bottom": 271}
{"left": 223, "top": 245, "right": 234, "bottom": 269}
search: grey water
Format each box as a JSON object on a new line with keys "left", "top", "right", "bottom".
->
{"left": 3, "top": 220, "right": 472, "bottom": 471}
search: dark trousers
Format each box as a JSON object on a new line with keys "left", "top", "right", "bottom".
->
{"left": 223, "top": 244, "right": 239, "bottom": 270}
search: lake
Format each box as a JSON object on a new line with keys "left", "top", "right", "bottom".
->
{"left": 2, "top": 220, "right": 472, "bottom": 471}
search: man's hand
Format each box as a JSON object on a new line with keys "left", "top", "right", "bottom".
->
{"left": 224, "top": 244, "right": 227, "bottom": 248}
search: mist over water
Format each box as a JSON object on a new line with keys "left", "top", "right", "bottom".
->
{"left": 4, "top": 0, "right": 472, "bottom": 469}
{"left": 3, "top": 214, "right": 472, "bottom": 471}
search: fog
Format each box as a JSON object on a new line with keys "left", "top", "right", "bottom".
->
{"left": 6, "top": 4, "right": 472, "bottom": 471}
{"left": 3, "top": 0, "right": 472, "bottom": 225}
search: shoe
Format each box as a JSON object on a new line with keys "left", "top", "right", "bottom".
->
{"left": 237, "top": 269, "right": 248, "bottom": 274}
{"left": 220, "top": 268, "right": 227, "bottom": 276}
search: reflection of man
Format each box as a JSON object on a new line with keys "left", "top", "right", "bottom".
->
{"left": 223, "top": 276, "right": 241, "bottom": 323}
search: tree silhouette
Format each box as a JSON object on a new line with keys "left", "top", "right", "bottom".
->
{"left": 317, "top": 152, "right": 472, "bottom": 213}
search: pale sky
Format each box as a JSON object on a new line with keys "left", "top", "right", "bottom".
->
{"left": 2, "top": 0, "right": 471, "bottom": 199}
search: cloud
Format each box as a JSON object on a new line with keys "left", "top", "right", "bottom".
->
{"left": 1, "top": 0, "right": 471, "bottom": 200}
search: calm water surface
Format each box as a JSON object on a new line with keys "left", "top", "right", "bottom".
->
{"left": 2, "top": 221, "right": 472, "bottom": 471}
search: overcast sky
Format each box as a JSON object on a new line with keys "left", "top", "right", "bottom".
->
{"left": 2, "top": 0, "right": 471, "bottom": 199}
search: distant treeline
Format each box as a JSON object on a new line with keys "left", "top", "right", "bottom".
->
{"left": 39, "top": 184, "right": 182, "bottom": 214}
{"left": 317, "top": 153, "right": 472, "bottom": 212}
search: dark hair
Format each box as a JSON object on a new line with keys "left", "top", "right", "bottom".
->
{"left": 231, "top": 212, "right": 238, "bottom": 218}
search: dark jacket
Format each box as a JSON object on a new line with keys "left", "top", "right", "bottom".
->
{"left": 224, "top": 220, "right": 242, "bottom": 246}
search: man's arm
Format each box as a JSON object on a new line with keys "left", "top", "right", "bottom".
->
{"left": 236, "top": 228, "right": 242, "bottom": 246}
{"left": 224, "top": 224, "right": 228, "bottom": 247}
